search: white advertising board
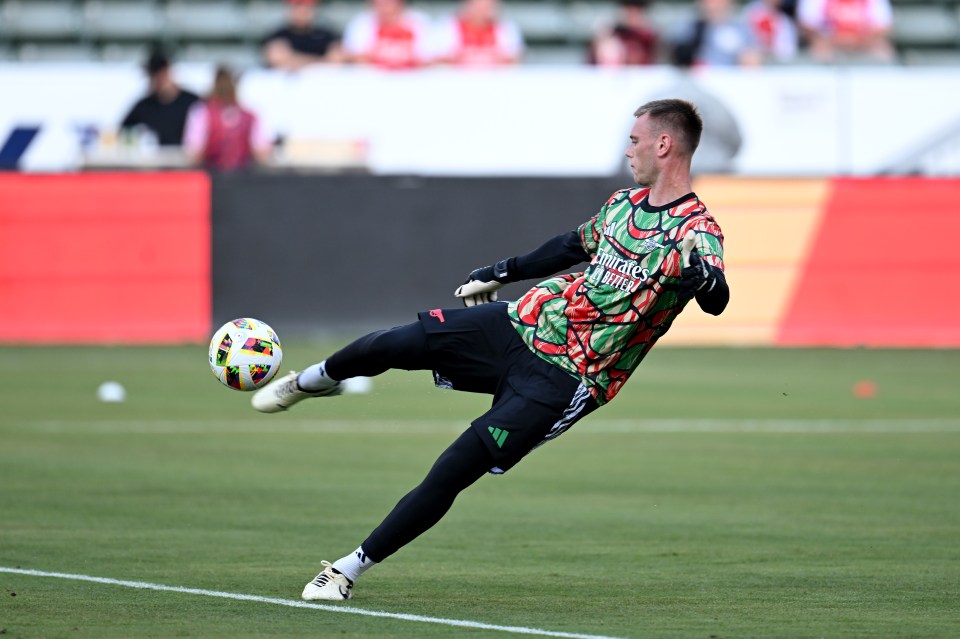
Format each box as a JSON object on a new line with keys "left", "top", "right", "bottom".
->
{"left": 1, "top": 63, "right": 958, "bottom": 176}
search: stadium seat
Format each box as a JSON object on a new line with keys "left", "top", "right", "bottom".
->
{"left": 501, "top": 2, "right": 573, "bottom": 42}
{"left": 891, "top": 5, "right": 960, "bottom": 47}
{"left": 321, "top": 1, "right": 367, "bottom": 31}
{"left": 84, "top": 1, "right": 165, "bottom": 41}
{"left": 649, "top": 3, "right": 698, "bottom": 35}
{"left": 523, "top": 45, "right": 586, "bottom": 65}
{"left": 18, "top": 43, "right": 98, "bottom": 62}
{"left": 567, "top": 2, "right": 619, "bottom": 41}
{"left": 245, "top": 0, "right": 290, "bottom": 37}
{"left": 165, "top": 0, "right": 248, "bottom": 40}
{"left": 417, "top": 2, "right": 460, "bottom": 21}
{"left": 2, "top": 0, "right": 83, "bottom": 39}
{"left": 179, "top": 42, "right": 260, "bottom": 69}
{"left": 99, "top": 42, "right": 151, "bottom": 64}
{"left": 901, "top": 49, "right": 960, "bottom": 65}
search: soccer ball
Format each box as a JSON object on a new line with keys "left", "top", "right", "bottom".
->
{"left": 208, "top": 318, "right": 283, "bottom": 391}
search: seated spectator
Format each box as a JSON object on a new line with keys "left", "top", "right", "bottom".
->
{"left": 588, "top": 0, "right": 659, "bottom": 67}
{"left": 672, "top": 0, "right": 762, "bottom": 67}
{"left": 434, "top": 0, "right": 524, "bottom": 67}
{"left": 797, "top": 0, "right": 894, "bottom": 62}
{"left": 120, "top": 50, "right": 200, "bottom": 146}
{"left": 342, "top": 0, "right": 434, "bottom": 70}
{"left": 262, "top": 0, "right": 342, "bottom": 70}
{"left": 183, "top": 66, "right": 273, "bottom": 172}
{"left": 743, "top": 0, "right": 799, "bottom": 62}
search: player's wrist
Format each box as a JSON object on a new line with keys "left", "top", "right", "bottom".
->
{"left": 469, "top": 258, "right": 513, "bottom": 285}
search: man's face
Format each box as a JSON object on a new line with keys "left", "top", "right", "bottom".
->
{"left": 700, "top": 0, "right": 732, "bottom": 21}
{"left": 464, "top": 0, "right": 498, "bottom": 23}
{"left": 289, "top": 1, "right": 316, "bottom": 27}
{"left": 372, "top": 0, "right": 403, "bottom": 20}
{"left": 149, "top": 67, "right": 171, "bottom": 92}
{"left": 625, "top": 114, "right": 657, "bottom": 185}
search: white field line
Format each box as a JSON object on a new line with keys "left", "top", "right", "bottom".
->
{"left": 0, "top": 567, "right": 626, "bottom": 639}
{"left": 8, "top": 418, "right": 960, "bottom": 434}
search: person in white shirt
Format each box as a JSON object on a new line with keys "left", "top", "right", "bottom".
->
{"left": 797, "top": 0, "right": 895, "bottom": 62}
{"left": 342, "top": 0, "right": 434, "bottom": 69}
{"left": 742, "top": 0, "right": 799, "bottom": 63}
{"left": 433, "top": 0, "right": 524, "bottom": 67}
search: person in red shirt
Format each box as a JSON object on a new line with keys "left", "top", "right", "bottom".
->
{"left": 742, "top": 0, "right": 799, "bottom": 63}
{"left": 797, "top": 0, "right": 895, "bottom": 61}
{"left": 434, "top": 0, "right": 525, "bottom": 67}
{"left": 588, "top": 0, "right": 660, "bottom": 67}
{"left": 342, "top": 0, "right": 434, "bottom": 69}
{"left": 183, "top": 66, "right": 272, "bottom": 172}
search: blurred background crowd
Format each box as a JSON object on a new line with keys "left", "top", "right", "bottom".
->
{"left": 1, "top": 0, "right": 957, "bottom": 174}
{"left": 5, "top": 0, "right": 948, "bottom": 69}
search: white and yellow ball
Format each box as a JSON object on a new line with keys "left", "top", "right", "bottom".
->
{"left": 208, "top": 318, "right": 283, "bottom": 391}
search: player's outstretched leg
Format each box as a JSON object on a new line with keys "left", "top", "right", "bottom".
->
{"left": 251, "top": 363, "right": 342, "bottom": 413}
{"left": 252, "top": 322, "right": 430, "bottom": 414}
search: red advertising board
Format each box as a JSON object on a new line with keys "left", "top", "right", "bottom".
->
{"left": 778, "top": 178, "right": 960, "bottom": 346}
{"left": 0, "top": 173, "right": 210, "bottom": 343}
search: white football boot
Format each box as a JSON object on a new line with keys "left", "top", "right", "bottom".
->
{"left": 251, "top": 370, "right": 342, "bottom": 413}
{"left": 302, "top": 561, "right": 354, "bottom": 601}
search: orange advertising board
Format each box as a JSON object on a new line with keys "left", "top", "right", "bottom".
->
{"left": 666, "top": 177, "right": 960, "bottom": 347}
{"left": 0, "top": 173, "right": 210, "bottom": 343}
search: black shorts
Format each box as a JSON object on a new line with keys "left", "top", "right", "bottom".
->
{"left": 417, "top": 303, "right": 598, "bottom": 473}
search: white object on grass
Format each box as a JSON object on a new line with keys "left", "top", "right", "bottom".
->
{"left": 97, "top": 381, "right": 126, "bottom": 403}
{"left": 343, "top": 377, "right": 373, "bottom": 395}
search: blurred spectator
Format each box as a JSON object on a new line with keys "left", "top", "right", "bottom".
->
{"left": 672, "top": 0, "right": 762, "bottom": 67}
{"left": 433, "top": 0, "right": 524, "bottom": 67}
{"left": 780, "top": 0, "right": 799, "bottom": 19}
{"left": 120, "top": 50, "right": 199, "bottom": 146}
{"left": 797, "top": 0, "right": 894, "bottom": 62}
{"left": 182, "top": 66, "right": 273, "bottom": 172}
{"left": 342, "top": 0, "right": 434, "bottom": 69}
{"left": 262, "top": 0, "right": 342, "bottom": 70}
{"left": 588, "top": 0, "right": 659, "bottom": 67}
{"left": 742, "top": 0, "right": 799, "bottom": 62}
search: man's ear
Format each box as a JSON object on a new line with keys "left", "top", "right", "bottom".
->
{"left": 658, "top": 133, "right": 671, "bottom": 157}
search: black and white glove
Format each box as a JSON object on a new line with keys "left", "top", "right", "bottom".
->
{"left": 454, "top": 260, "right": 510, "bottom": 307}
{"left": 678, "top": 230, "right": 717, "bottom": 297}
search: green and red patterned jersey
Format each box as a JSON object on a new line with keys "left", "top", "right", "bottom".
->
{"left": 507, "top": 187, "right": 724, "bottom": 405}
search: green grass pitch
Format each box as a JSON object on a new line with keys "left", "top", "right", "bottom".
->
{"left": 2, "top": 344, "right": 959, "bottom": 638}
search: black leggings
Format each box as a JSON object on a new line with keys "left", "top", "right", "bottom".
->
{"left": 361, "top": 428, "right": 494, "bottom": 562}
{"left": 323, "top": 323, "right": 496, "bottom": 563}
{"left": 324, "top": 322, "right": 430, "bottom": 381}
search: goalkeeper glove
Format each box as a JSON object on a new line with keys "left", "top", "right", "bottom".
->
{"left": 678, "top": 230, "right": 717, "bottom": 297}
{"left": 454, "top": 260, "right": 510, "bottom": 307}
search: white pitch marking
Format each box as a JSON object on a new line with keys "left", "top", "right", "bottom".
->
{"left": 0, "top": 567, "right": 627, "bottom": 639}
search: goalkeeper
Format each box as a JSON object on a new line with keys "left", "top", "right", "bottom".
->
{"left": 253, "top": 98, "right": 730, "bottom": 601}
